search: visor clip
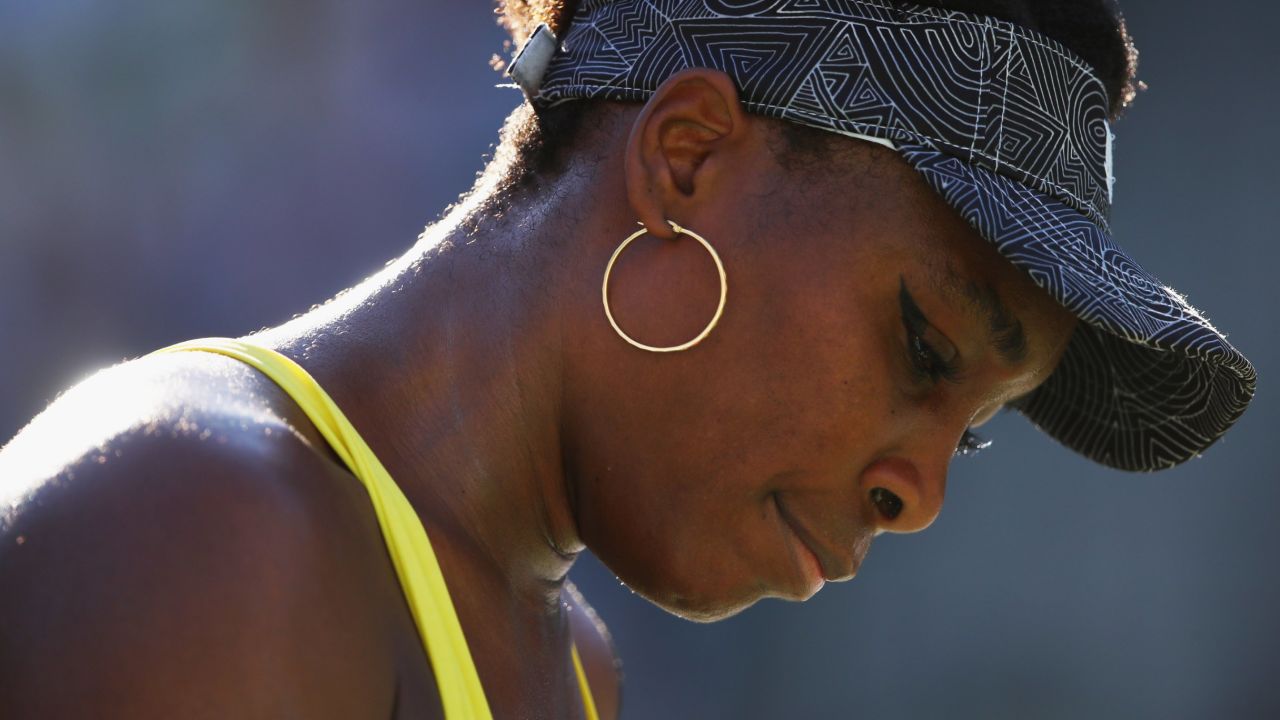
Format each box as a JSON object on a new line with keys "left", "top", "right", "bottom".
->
{"left": 507, "top": 23, "right": 559, "bottom": 100}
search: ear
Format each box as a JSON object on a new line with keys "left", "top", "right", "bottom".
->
{"left": 624, "top": 69, "right": 749, "bottom": 239}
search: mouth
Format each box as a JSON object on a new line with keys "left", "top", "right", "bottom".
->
{"left": 772, "top": 493, "right": 827, "bottom": 599}
{"left": 773, "top": 492, "right": 860, "bottom": 588}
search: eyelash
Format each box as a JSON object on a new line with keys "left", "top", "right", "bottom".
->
{"left": 955, "top": 429, "right": 992, "bottom": 458}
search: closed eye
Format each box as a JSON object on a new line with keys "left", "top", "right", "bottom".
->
{"left": 900, "top": 279, "right": 960, "bottom": 384}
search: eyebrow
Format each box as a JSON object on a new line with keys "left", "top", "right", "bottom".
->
{"left": 934, "top": 264, "right": 1029, "bottom": 366}
{"left": 967, "top": 280, "right": 1029, "bottom": 364}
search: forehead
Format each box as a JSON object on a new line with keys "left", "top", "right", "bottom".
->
{"left": 760, "top": 132, "right": 1075, "bottom": 358}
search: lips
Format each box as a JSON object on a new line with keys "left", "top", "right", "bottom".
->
{"left": 773, "top": 493, "right": 860, "bottom": 584}
{"left": 773, "top": 497, "right": 825, "bottom": 598}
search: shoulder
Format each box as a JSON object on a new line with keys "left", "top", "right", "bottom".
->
{"left": 0, "top": 351, "right": 355, "bottom": 557}
{"left": 564, "top": 580, "right": 623, "bottom": 720}
{"left": 0, "top": 351, "right": 399, "bottom": 717}
{"left": 1, "top": 349, "right": 327, "bottom": 481}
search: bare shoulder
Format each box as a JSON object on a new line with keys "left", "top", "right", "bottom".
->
{"left": 564, "top": 580, "right": 623, "bottom": 720}
{"left": 0, "top": 352, "right": 401, "bottom": 718}
{"left": 1, "top": 350, "right": 326, "bottom": 484}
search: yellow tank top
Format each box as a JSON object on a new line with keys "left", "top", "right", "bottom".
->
{"left": 156, "top": 338, "right": 599, "bottom": 720}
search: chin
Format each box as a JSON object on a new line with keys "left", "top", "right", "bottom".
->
{"left": 627, "top": 575, "right": 768, "bottom": 624}
{"left": 667, "top": 600, "right": 755, "bottom": 624}
{"left": 587, "top": 525, "right": 780, "bottom": 622}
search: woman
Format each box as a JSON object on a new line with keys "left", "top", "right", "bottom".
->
{"left": 0, "top": 0, "right": 1256, "bottom": 718}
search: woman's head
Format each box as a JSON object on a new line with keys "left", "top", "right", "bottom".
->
{"left": 544, "top": 66, "right": 1075, "bottom": 620}
{"left": 477, "top": 0, "right": 1253, "bottom": 621}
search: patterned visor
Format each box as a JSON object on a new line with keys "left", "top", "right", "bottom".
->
{"left": 507, "top": 0, "right": 1256, "bottom": 471}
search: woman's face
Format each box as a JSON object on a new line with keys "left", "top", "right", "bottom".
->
{"left": 561, "top": 92, "right": 1076, "bottom": 622}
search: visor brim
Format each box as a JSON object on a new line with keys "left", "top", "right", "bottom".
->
{"left": 897, "top": 141, "right": 1256, "bottom": 471}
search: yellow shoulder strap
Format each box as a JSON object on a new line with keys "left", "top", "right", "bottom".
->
{"left": 572, "top": 644, "right": 601, "bottom": 720}
{"left": 156, "top": 337, "right": 607, "bottom": 720}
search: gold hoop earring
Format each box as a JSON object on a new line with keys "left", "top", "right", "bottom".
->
{"left": 601, "top": 220, "right": 728, "bottom": 353}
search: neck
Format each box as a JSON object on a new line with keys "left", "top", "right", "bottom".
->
{"left": 255, "top": 190, "right": 583, "bottom": 613}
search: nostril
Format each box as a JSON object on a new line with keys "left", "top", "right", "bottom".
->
{"left": 870, "top": 487, "right": 903, "bottom": 521}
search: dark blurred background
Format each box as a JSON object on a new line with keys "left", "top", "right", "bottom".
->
{"left": 2, "top": 1, "right": 1276, "bottom": 717}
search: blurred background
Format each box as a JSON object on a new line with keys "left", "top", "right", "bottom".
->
{"left": 1, "top": 1, "right": 1276, "bottom": 717}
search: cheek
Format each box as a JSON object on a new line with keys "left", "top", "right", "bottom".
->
{"left": 569, "top": 301, "right": 890, "bottom": 615}
{"left": 566, "top": 362, "right": 784, "bottom": 611}
{"left": 744, "top": 278, "right": 893, "bottom": 459}
{"left": 578, "top": 481, "right": 775, "bottom": 620}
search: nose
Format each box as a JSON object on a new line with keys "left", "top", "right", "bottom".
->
{"left": 858, "top": 453, "right": 948, "bottom": 534}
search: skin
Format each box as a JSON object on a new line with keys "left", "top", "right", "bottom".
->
{"left": 0, "top": 69, "right": 1075, "bottom": 718}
